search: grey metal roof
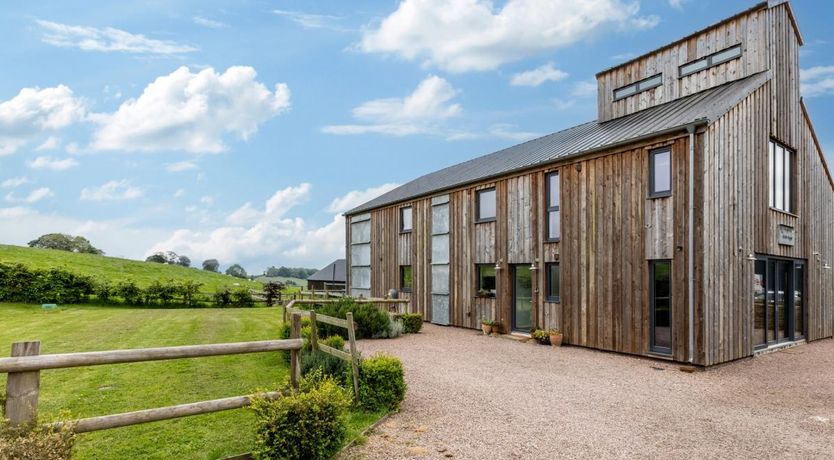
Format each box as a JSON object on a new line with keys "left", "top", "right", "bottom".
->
{"left": 308, "top": 259, "right": 346, "bottom": 283}
{"left": 347, "top": 71, "right": 770, "bottom": 216}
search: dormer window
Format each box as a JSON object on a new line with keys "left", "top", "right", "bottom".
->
{"left": 613, "top": 74, "right": 663, "bottom": 101}
{"left": 679, "top": 44, "right": 742, "bottom": 78}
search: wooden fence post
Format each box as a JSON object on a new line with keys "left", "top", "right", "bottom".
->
{"left": 289, "top": 313, "right": 301, "bottom": 389}
{"left": 309, "top": 311, "right": 319, "bottom": 351}
{"left": 346, "top": 312, "right": 360, "bottom": 398}
{"left": 5, "top": 341, "right": 41, "bottom": 429}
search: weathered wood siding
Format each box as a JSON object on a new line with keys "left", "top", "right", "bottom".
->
{"left": 597, "top": 5, "right": 769, "bottom": 122}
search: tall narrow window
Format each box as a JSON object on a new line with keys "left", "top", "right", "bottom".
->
{"left": 649, "top": 148, "right": 672, "bottom": 197}
{"left": 546, "top": 263, "right": 560, "bottom": 302}
{"left": 476, "top": 264, "right": 496, "bottom": 298}
{"left": 476, "top": 188, "right": 496, "bottom": 222}
{"left": 400, "top": 206, "right": 413, "bottom": 232}
{"left": 769, "top": 139, "right": 794, "bottom": 213}
{"left": 400, "top": 265, "right": 413, "bottom": 292}
{"left": 650, "top": 260, "right": 672, "bottom": 355}
{"left": 546, "top": 172, "right": 560, "bottom": 241}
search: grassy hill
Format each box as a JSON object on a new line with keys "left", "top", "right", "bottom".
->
{"left": 0, "top": 244, "right": 261, "bottom": 292}
{"left": 253, "top": 275, "right": 307, "bottom": 288}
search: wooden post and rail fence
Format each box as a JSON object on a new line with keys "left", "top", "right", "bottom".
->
{"left": 0, "top": 297, "right": 408, "bottom": 435}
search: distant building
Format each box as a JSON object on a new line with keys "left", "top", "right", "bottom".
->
{"left": 307, "top": 259, "right": 346, "bottom": 293}
{"left": 345, "top": 1, "right": 834, "bottom": 366}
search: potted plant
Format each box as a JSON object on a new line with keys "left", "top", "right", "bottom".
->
{"left": 490, "top": 321, "right": 501, "bottom": 335}
{"left": 480, "top": 318, "right": 495, "bottom": 335}
{"left": 547, "top": 328, "right": 564, "bottom": 347}
{"left": 531, "top": 329, "right": 550, "bottom": 345}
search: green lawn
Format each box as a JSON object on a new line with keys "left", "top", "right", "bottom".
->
{"left": 0, "top": 244, "right": 262, "bottom": 293}
{"left": 0, "top": 304, "right": 382, "bottom": 459}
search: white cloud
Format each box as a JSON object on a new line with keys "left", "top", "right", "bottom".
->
{"left": 199, "top": 195, "right": 215, "bottom": 206}
{"left": 552, "top": 98, "right": 576, "bottom": 111}
{"left": 36, "top": 136, "right": 61, "bottom": 151}
{"left": 447, "top": 124, "right": 539, "bottom": 142}
{"left": 359, "top": 0, "right": 659, "bottom": 73}
{"left": 173, "top": 188, "right": 186, "bottom": 198}
{"left": 630, "top": 15, "right": 660, "bottom": 30}
{"left": 1, "top": 177, "right": 29, "bottom": 189}
{"left": 611, "top": 52, "right": 636, "bottom": 61}
{"left": 193, "top": 16, "right": 228, "bottom": 29}
{"left": 801, "top": 66, "right": 834, "bottom": 97}
{"left": 326, "top": 183, "right": 400, "bottom": 214}
{"left": 273, "top": 9, "right": 345, "bottom": 31}
{"left": 90, "top": 66, "right": 291, "bottom": 153}
{"left": 0, "top": 85, "right": 86, "bottom": 155}
{"left": 0, "top": 206, "right": 35, "bottom": 218}
{"left": 571, "top": 79, "right": 598, "bottom": 98}
{"left": 668, "top": 0, "right": 686, "bottom": 10}
{"left": 5, "top": 187, "right": 53, "bottom": 204}
{"left": 80, "top": 180, "right": 143, "bottom": 201}
{"left": 151, "top": 183, "right": 395, "bottom": 271}
{"left": 36, "top": 19, "right": 197, "bottom": 55}
{"left": 28, "top": 156, "right": 79, "bottom": 171}
{"left": 322, "top": 75, "right": 461, "bottom": 136}
{"left": 166, "top": 161, "right": 197, "bottom": 172}
{"left": 510, "top": 63, "right": 569, "bottom": 87}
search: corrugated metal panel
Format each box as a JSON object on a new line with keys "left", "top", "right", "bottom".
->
{"left": 347, "top": 71, "right": 770, "bottom": 215}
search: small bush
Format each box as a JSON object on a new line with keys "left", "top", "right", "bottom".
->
{"left": 0, "top": 423, "right": 75, "bottom": 460}
{"left": 398, "top": 314, "right": 423, "bottom": 334}
{"left": 301, "top": 351, "right": 349, "bottom": 385}
{"left": 385, "top": 318, "right": 403, "bottom": 338}
{"left": 251, "top": 373, "right": 351, "bottom": 460}
{"left": 232, "top": 287, "right": 255, "bottom": 308}
{"left": 357, "top": 353, "right": 406, "bottom": 412}
{"left": 213, "top": 287, "right": 232, "bottom": 307}
{"left": 317, "top": 299, "right": 390, "bottom": 340}
{"left": 323, "top": 335, "right": 345, "bottom": 350}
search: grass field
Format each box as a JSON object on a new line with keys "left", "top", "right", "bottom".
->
{"left": 0, "top": 244, "right": 262, "bottom": 293}
{"left": 0, "top": 304, "right": 383, "bottom": 459}
{"left": 253, "top": 276, "right": 306, "bottom": 290}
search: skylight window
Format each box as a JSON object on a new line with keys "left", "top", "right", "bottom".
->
{"left": 613, "top": 74, "right": 663, "bottom": 101}
{"left": 679, "top": 44, "right": 743, "bottom": 77}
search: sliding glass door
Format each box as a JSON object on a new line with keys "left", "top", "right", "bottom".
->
{"left": 753, "top": 257, "right": 804, "bottom": 349}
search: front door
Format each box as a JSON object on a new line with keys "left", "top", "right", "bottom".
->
{"left": 512, "top": 265, "right": 533, "bottom": 332}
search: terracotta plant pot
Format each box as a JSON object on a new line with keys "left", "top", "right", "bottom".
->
{"left": 549, "top": 333, "right": 563, "bottom": 347}
{"left": 481, "top": 324, "right": 492, "bottom": 335}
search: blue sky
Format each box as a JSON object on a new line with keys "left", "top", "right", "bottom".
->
{"left": 1, "top": 0, "right": 832, "bottom": 273}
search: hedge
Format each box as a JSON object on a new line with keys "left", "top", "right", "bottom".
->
{"left": 357, "top": 353, "right": 406, "bottom": 412}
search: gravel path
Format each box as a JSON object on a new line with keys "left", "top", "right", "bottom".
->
{"left": 340, "top": 324, "right": 834, "bottom": 459}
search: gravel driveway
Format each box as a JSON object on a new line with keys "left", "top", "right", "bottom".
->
{"left": 341, "top": 324, "right": 834, "bottom": 459}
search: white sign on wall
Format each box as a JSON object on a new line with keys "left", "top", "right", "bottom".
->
{"left": 777, "top": 224, "right": 795, "bottom": 246}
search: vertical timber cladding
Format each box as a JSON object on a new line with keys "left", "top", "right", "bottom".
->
{"left": 430, "top": 195, "right": 451, "bottom": 325}
{"left": 558, "top": 136, "right": 693, "bottom": 363}
{"left": 802, "top": 104, "right": 834, "bottom": 341}
{"left": 349, "top": 213, "right": 372, "bottom": 298}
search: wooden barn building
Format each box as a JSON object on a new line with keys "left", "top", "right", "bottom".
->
{"left": 345, "top": 1, "right": 834, "bottom": 366}
{"left": 307, "top": 259, "right": 346, "bottom": 293}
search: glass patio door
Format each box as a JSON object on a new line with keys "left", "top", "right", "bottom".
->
{"left": 754, "top": 257, "right": 804, "bottom": 349}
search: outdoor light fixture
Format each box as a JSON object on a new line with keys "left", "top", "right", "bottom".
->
{"left": 825, "top": 263, "right": 832, "bottom": 270}
{"left": 530, "top": 258, "right": 539, "bottom": 271}
{"left": 747, "top": 253, "right": 756, "bottom": 261}
{"left": 495, "top": 259, "right": 503, "bottom": 270}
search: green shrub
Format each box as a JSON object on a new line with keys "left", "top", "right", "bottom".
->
{"left": 0, "top": 422, "right": 74, "bottom": 460}
{"left": 95, "top": 280, "right": 112, "bottom": 304}
{"left": 213, "top": 287, "right": 232, "bottom": 307}
{"left": 316, "top": 299, "right": 390, "bottom": 340}
{"left": 357, "top": 353, "right": 406, "bottom": 412}
{"left": 251, "top": 373, "right": 351, "bottom": 460}
{"left": 398, "top": 314, "right": 423, "bottom": 334}
{"left": 117, "top": 280, "right": 142, "bottom": 305}
{"left": 301, "top": 351, "right": 349, "bottom": 385}
{"left": 232, "top": 287, "right": 255, "bottom": 307}
{"left": 386, "top": 318, "right": 403, "bottom": 338}
{"left": 322, "top": 335, "right": 345, "bottom": 350}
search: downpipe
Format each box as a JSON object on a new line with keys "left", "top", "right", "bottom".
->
{"left": 687, "top": 124, "right": 697, "bottom": 364}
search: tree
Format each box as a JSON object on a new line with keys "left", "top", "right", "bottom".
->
{"left": 202, "top": 259, "right": 220, "bottom": 272}
{"left": 226, "top": 264, "right": 248, "bottom": 279}
{"left": 28, "top": 233, "right": 104, "bottom": 255}
{"left": 146, "top": 253, "right": 167, "bottom": 264}
{"left": 177, "top": 255, "right": 191, "bottom": 268}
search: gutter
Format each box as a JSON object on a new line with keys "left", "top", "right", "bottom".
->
{"left": 685, "top": 121, "right": 706, "bottom": 364}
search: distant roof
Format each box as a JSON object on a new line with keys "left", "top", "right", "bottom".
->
{"left": 347, "top": 71, "right": 770, "bottom": 215}
{"left": 307, "top": 259, "right": 346, "bottom": 283}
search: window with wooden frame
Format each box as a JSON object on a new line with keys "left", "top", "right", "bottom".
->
{"left": 476, "top": 264, "right": 496, "bottom": 298}
{"left": 768, "top": 139, "right": 795, "bottom": 214}
{"left": 546, "top": 172, "right": 560, "bottom": 241}
{"left": 679, "top": 44, "right": 742, "bottom": 78}
{"left": 400, "top": 206, "right": 413, "bottom": 233}
{"left": 476, "top": 188, "right": 496, "bottom": 222}
{"left": 649, "top": 147, "right": 672, "bottom": 198}
{"left": 546, "top": 263, "right": 560, "bottom": 302}
{"left": 613, "top": 73, "right": 663, "bottom": 101}
{"left": 400, "top": 265, "right": 413, "bottom": 292}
